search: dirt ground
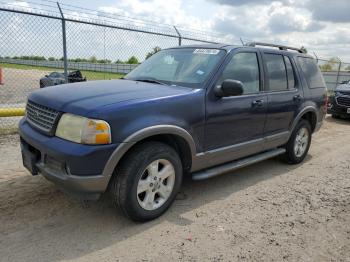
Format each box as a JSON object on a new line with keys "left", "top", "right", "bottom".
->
{"left": 0, "top": 116, "right": 349, "bottom": 262}
{"left": 0, "top": 68, "right": 45, "bottom": 131}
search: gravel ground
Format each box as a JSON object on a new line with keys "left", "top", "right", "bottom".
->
{"left": 0, "top": 68, "right": 46, "bottom": 104}
{"left": 0, "top": 68, "right": 46, "bottom": 131}
{"left": 0, "top": 116, "right": 349, "bottom": 262}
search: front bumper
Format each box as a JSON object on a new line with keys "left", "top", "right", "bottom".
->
{"left": 19, "top": 118, "right": 119, "bottom": 199}
{"left": 327, "top": 96, "right": 350, "bottom": 117}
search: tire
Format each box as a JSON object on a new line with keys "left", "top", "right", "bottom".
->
{"left": 282, "top": 119, "right": 312, "bottom": 164}
{"left": 109, "top": 142, "right": 183, "bottom": 222}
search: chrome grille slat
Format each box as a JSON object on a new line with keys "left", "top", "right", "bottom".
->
{"left": 26, "top": 100, "right": 60, "bottom": 134}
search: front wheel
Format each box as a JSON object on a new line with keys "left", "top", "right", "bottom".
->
{"left": 110, "top": 142, "right": 183, "bottom": 222}
{"left": 282, "top": 120, "right": 311, "bottom": 164}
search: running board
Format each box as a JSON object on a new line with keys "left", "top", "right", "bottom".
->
{"left": 192, "top": 148, "right": 286, "bottom": 181}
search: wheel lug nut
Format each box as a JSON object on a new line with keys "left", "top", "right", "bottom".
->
{"left": 150, "top": 183, "right": 153, "bottom": 187}
{"left": 154, "top": 177, "right": 157, "bottom": 180}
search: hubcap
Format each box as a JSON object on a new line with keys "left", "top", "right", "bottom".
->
{"left": 294, "top": 127, "right": 309, "bottom": 158}
{"left": 136, "top": 159, "right": 175, "bottom": 211}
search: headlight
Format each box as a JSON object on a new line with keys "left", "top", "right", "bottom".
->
{"left": 55, "top": 113, "right": 111, "bottom": 145}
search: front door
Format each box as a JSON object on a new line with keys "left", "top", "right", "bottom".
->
{"left": 205, "top": 49, "right": 267, "bottom": 166}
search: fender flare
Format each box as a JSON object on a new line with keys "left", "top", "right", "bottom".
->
{"left": 289, "top": 106, "right": 318, "bottom": 136}
{"left": 101, "top": 125, "right": 197, "bottom": 186}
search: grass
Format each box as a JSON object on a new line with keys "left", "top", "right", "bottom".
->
{"left": 0, "top": 63, "right": 125, "bottom": 80}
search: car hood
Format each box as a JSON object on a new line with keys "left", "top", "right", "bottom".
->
{"left": 28, "top": 79, "right": 194, "bottom": 116}
{"left": 336, "top": 84, "right": 350, "bottom": 93}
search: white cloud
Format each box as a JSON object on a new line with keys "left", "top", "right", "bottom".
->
{"left": 98, "top": 0, "right": 213, "bottom": 32}
{"left": 2, "top": 0, "right": 350, "bottom": 61}
{"left": 207, "top": 1, "right": 350, "bottom": 60}
{"left": 267, "top": 4, "right": 324, "bottom": 33}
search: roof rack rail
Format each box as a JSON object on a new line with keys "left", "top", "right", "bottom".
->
{"left": 246, "top": 42, "right": 306, "bottom": 53}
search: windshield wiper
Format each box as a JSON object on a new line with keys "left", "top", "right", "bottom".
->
{"left": 133, "top": 78, "right": 167, "bottom": 85}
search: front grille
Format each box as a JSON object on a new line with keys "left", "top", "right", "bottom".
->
{"left": 336, "top": 96, "right": 350, "bottom": 107}
{"left": 26, "top": 100, "right": 60, "bottom": 134}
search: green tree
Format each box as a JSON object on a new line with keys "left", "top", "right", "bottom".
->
{"left": 89, "top": 56, "right": 97, "bottom": 63}
{"left": 97, "top": 59, "right": 111, "bottom": 64}
{"left": 48, "top": 57, "right": 56, "bottom": 61}
{"left": 319, "top": 57, "right": 339, "bottom": 72}
{"left": 126, "top": 56, "right": 139, "bottom": 64}
{"left": 115, "top": 59, "right": 124, "bottom": 64}
{"left": 345, "top": 65, "right": 350, "bottom": 71}
{"left": 320, "top": 63, "right": 332, "bottom": 71}
{"left": 146, "top": 46, "right": 162, "bottom": 59}
{"left": 300, "top": 46, "right": 307, "bottom": 53}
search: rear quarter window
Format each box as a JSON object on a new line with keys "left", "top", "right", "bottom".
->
{"left": 297, "top": 57, "right": 325, "bottom": 89}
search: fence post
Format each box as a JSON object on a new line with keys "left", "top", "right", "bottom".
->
{"left": 313, "top": 52, "right": 319, "bottom": 63}
{"left": 0, "top": 66, "right": 4, "bottom": 85}
{"left": 174, "top": 26, "right": 182, "bottom": 46}
{"left": 57, "top": 2, "right": 68, "bottom": 83}
{"left": 335, "top": 57, "right": 342, "bottom": 87}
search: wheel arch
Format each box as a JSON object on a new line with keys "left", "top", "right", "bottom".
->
{"left": 101, "top": 125, "right": 197, "bottom": 188}
{"left": 290, "top": 106, "right": 318, "bottom": 135}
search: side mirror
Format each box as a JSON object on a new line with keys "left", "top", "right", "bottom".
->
{"left": 215, "top": 79, "right": 244, "bottom": 97}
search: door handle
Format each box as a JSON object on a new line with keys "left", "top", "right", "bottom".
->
{"left": 252, "top": 99, "right": 264, "bottom": 107}
{"left": 293, "top": 95, "right": 302, "bottom": 102}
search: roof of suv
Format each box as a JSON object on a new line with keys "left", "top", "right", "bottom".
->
{"left": 170, "top": 43, "right": 313, "bottom": 58}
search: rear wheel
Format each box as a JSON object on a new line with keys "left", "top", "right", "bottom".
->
{"left": 110, "top": 142, "right": 182, "bottom": 222}
{"left": 282, "top": 120, "right": 311, "bottom": 164}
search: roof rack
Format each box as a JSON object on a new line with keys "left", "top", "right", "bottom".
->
{"left": 246, "top": 42, "right": 306, "bottom": 53}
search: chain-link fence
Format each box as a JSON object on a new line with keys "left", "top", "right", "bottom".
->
{"left": 1, "top": 2, "right": 350, "bottom": 133}
{"left": 317, "top": 57, "right": 350, "bottom": 91}
{"left": 0, "top": 1, "right": 222, "bottom": 132}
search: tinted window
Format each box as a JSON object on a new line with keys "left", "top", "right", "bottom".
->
{"left": 125, "top": 48, "right": 225, "bottom": 88}
{"left": 217, "top": 52, "right": 260, "bottom": 94}
{"left": 297, "top": 57, "right": 325, "bottom": 88}
{"left": 49, "top": 72, "right": 60, "bottom": 78}
{"left": 265, "top": 54, "right": 287, "bottom": 91}
{"left": 284, "top": 56, "right": 295, "bottom": 89}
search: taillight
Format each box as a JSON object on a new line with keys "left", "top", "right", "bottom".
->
{"left": 323, "top": 94, "right": 328, "bottom": 113}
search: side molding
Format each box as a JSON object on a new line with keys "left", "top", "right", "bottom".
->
{"left": 101, "top": 125, "right": 197, "bottom": 185}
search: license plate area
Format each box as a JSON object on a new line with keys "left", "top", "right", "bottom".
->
{"left": 21, "top": 139, "right": 40, "bottom": 175}
{"left": 347, "top": 108, "right": 350, "bottom": 114}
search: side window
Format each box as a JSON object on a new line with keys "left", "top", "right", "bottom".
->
{"left": 217, "top": 52, "right": 260, "bottom": 94}
{"left": 284, "top": 56, "right": 296, "bottom": 89}
{"left": 264, "top": 54, "right": 288, "bottom": 91}
{"left": 297, "top": 57, "right": 325, "bottom": 88}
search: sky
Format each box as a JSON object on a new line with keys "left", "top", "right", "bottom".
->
{"left": 59, "top": 0, "right": 350, "bottom": 60}
{"left": 1, "top": 0, "right": 350, "bottom": 62}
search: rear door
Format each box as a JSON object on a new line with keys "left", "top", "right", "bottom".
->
{"left": 261, "top": 52, "right": 303, "bottom": 150}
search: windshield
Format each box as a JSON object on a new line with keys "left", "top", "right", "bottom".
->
{"left": 124, "top": 48, "right": 226, "bottom": 88}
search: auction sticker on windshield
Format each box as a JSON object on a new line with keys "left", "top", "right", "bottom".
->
{"left": 193, "top": 49, "right": 220, "bottom": 55}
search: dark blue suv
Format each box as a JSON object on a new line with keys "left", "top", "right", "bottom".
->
{"left": 19, "top": 43, "right": 327, "bottom": 221}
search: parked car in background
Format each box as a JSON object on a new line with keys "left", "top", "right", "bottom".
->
{"left": 20, "top": 43, "right": 327, "bottom": 222}
{"left": 327, "top": 80, "right": 350, "bottom": 118}
{"left": 39, "top": 70, "right": 86, "bottom": 88}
